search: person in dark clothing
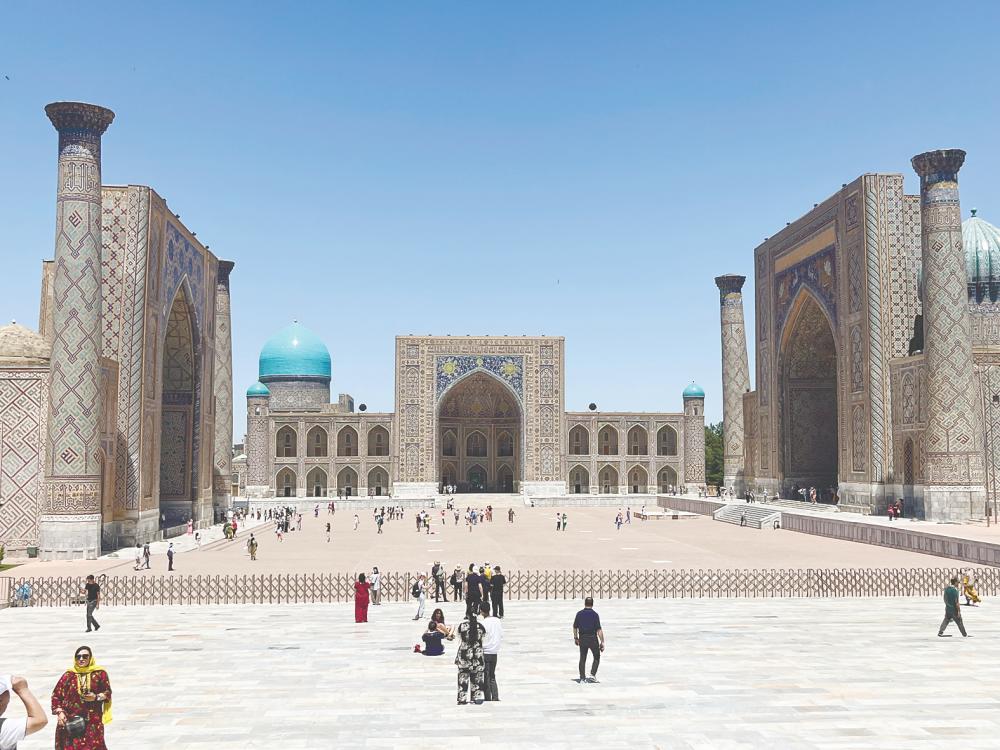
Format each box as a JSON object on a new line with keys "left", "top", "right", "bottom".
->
{"left": 450, "top": 567, "right": 463, "bottom": 601}
{"left": 490, "top": 566, "right": 506, "bottom": 618}
{"left": 465, "top": 564, "right": 482, "bottom": 618}
{"left": 83, "top": 575, "right": 100, "bottom": 632}
{"left": 939, "top": 577, "right": 970, "bottom": 637}
{"left": 422, "top": 621, "right": 445, "bottom": 656}
{"left": 433, "top": 561, "right": 448, "bottom": 602}
{"left": 479, "top": 567, "right": 490, "bottom": 611}
{"left": 573, "top": 597, "right": 605, "bottom": 683}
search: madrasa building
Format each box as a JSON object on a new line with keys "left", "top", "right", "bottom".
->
{"left": 716, "top": 148, "right": 1000, "bottom": 522}
{"left": 0, "top": 102, "right": 234, "bottom": 560}
{"left": 242, "top": 327, "right": 706, "bottom": 502}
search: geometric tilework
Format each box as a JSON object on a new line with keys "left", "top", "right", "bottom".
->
{"left": 716, "top": 276, "right": 750, "bottom": 485}
{"left": 0, "top": 371, "right": 46, "bottom": 550}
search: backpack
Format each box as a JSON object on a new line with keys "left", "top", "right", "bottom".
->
{"left": 449, "top": 572, "right": 457, "bottom": 586}
{"left": 411, "top": 581, "right": 421, "bottom": 598}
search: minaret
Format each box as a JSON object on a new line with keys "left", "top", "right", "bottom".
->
{"left": 245, "top": 382, "right": 271, "bottom": 498}
{"left": 715, "top": 274, "right": 751, "bottom": 494}
{"left": 911, "top": 149, "right": 986, "bottom": 520}
{"left": 39, "top": 102, "right": 115, "bottom": 560}
{"left": 213, "top": 260, "right": 235, "bottom": 512}
{"left": 683, "top": 383, "right": 706, "bottom": 491}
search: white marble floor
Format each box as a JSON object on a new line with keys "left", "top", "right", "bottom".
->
{"left": 2, "top": 597, "right": 996, "bottom": 749}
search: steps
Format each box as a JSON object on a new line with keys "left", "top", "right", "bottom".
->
{"left": 713, "top": 503, "right": 781, "bottom": 530}
{"left": 757, "top": 498, "right": 839, "bottom": 513}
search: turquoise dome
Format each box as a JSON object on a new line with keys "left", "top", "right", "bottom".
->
{"left": 963, "top": 210, "right": 1000, "bottom": 303}
{"left": 683, "top": 382, "right": 705, "bottom": 399}
{"left": 258, "top": 321, "right": 331, "bottom": 381}
{"left": 246, "top": 381, "right": 270, "bottom": 397}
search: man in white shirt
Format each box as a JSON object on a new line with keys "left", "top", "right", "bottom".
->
{"left": 0, "top": 674, "right": 47, "bottom": 749}
{"left": 479, "top": 602, "right": 503, "bottom": 701}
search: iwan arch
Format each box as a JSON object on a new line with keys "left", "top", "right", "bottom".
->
{"left": 244, "top": 333, "right": 705, "bottom": 501}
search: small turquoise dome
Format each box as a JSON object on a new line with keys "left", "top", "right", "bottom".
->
{"left": 258, "top": 321, "right": 331, "bottom": 381}
{"left": 963, "top": 210, "right": 1000, "bottom": 303}
{"left": 683, "top": 381, "right": 705, "bottom": 399}
{"left": 246, "top": 381, "right": 270, "bottom": 397}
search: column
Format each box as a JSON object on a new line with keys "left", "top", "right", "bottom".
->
{"left": 715, "top": 274, "right": 751, "bottom": 494}
{"left": 39, "top": 102, "right": 115, "bottom": 560}
{"left": 213, "top": 260, "right": 235, "bottom": 513}
{"left": 683, "top": 393, "right": 706, "bottom": 492}
{"left": 911, "top": 149, "right": 986, "bottom": 520}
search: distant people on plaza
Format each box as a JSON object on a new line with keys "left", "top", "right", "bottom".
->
{"left": 314, "top": 504, "right": 319, "bottom": 518}
{"left": 561, "top": 513, "right": 568, "bottom": 531}
{"left": 896, "top": 498, "right": 905, "bottom": 518}
{"left": 573, "top": 597, "right": 605, "bottom": 683}
{"left": 490, "top": 566, "right": 506, "bottom": 619}
{"left": 133, "top": 544, "right": 142, "bottom": 571}
{"left": 480, "top": 602, "right": 503, "bottom": 701}
{"left": 938, "top": 577, "right": 970, "bottom": 637}
{"left": 962, "top": 572, "right": 981, "bottom": 606}
{"left": 354, "top": 573, "right": 371, "bottom": 623}
{"left": 194, "top": 531, "right": 201, "bottom": 548}
{"left": 887, "top": 502, "right": 897, "bottom": 521}
{"left": 421, "top": 621, "right": 445, "bottom": 656}
{"left": 166, "top": 543, "right": 175, "bottom": 572}
{"left": 412, "top": 574, "right": 427, "bottom": 621}
{"left": 82, "top": 575, "right": 100, "bottom": 633}
{"left": 326, "top": 521, "right": 331, "bottom": 543}
{"left": 455, "top": 609, "right": 487, "bottom": 705}
{"left": 51, "top": 645, "right": 112, "bottom": 749}
{"left": 353, "top": 514, "right": 360, "bottom": 532}
{"left": 626, "top": 507, "right": 631, "bottom": 524}
{"left": 465, "top": 564, "right": 483, "bottom": 618}
{"left": 740, "top": 511, "right": 747, "bottom": 528}
{"left": 433, "top": 561, "right": 448, "bottom": 602}
{"left": 451, "top": 566, "right": 465, "bottom": 601}
{"left": 0, "top": 673, "right": 48, "bottom": 748}
{"left": 614, "top": 512, "right": 623, "bottom": 531}
{"left": 248, "top": 535, "right": 258, "bottom": 561}
{"left": 556, "top": 512, "right": 562, "bottom": 531}
{"left": 370, "top": 567, "right": 382, "bottom": 605}
{"left": 508, "top": 508, "right": 515, "bottom": 523}
{"left": 186, "top": 517, "right": 193, "bottom": 535}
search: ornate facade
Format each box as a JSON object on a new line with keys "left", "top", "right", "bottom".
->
{"left": 245, "top": 331, "right": 705, "bottom": 500}
{"left": 0, "top": 102, "right": 234, "bottom": 559}
{"left": 730, "top": 149, "right": 998, "bottom": 521}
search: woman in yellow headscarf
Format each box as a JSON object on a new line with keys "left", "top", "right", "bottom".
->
{"left": 50, "top": 645, "right": 112, "bottom": 749}
{"left": 962, "top": 572, "right": 981, "bottom": 606}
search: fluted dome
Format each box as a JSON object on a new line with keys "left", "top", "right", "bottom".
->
{"left": 259, "top": 321, "right": 331, "bottom": 381}
{"left": 682, "top": 381, "right": 705, "bottom": 399}
{"left": 0, "top": 321, "right": 51, "bottom": 365}
{"left": 246, "top": 381, "right": 270, "bottom": 397}
{"left": 963, "top": 210, "right": 1000, "bottom": 303}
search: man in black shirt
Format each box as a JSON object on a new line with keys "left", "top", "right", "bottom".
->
{"left": 572, "top": 597, "right": 605, "bottom": 683}
{"left": 83, "top": 575, "right": 100, "bottom": 632}
{"left": 490, "top": 565, "right": 506, "bottom": 618}
{"left": 465, "top": 564, "right": 482, "bottom": 618}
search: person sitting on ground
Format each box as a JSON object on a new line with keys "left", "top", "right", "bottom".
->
{"left": 421, "top": 621, "right": 446, "bottom": 656}
{"left": 431, "top": 608, "right": 455, "bottom": 639}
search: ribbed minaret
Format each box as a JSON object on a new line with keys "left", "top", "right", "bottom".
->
{"left": 213, "top": 260, "right": 235, "bottom": 513}
{"left": 715, "top": 274, "right": 751, "bottom": 495}
{"left": 911, "top": 149, "right": 986, "bottom": 521}
{"left": 39, "top": 102, "right": 115, "bottom": 559}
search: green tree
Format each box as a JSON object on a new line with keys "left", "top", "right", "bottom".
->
{"left": 705, "top": 421, "right": 723, "bottom": 487}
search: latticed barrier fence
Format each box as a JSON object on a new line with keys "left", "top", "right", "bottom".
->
{"left": 4, "top": 567, "right": 997, "bottom": 608}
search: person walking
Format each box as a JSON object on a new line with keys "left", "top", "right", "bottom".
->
{"left": 51, "top": 646, "right": 112, "bottom": 749}
{"left": 412, "top": 574, "right": 427, "bottom": 620}
{"left": 82, "top": 575, "right": 100, "bottom": 633}
{"left": 353, "top": 514, "right": 360, "bottom": 532}
{"left": 938, "top": 577, "right": 970, "bottom": 637}
{"left": 556, "top": 512, "right": 561, "bottom": 531}
{"left": 142, "top": 542, "right": 151, "bottom": 569}
{"left": 370, "top": 566, "right": 382, "bottom": 605}
{"left": 573, "top": 597, "right": 606, "bottom": 683}
{"left": 452, "top": 566, "right": 465, "bottom": 601}
{"left": 133, "top": 544, "right": 142, "bottom": 571}
{"left": 562, "top": 513, "right": 568, "bottom": 531}
{"left": 490, "top": 565, "right": 506, "bottom": 618}
{"left": 248, "top": 535, "right": 258, "bottom": 561}
{"left": 455, "top": 610, "right": 486, "bottom": 705}
{"left": 326, "top": 521, "right": 331, "bottom": 543}
{"left": 740, "top": 511, "right": 747, "bottom": 527}
{"left": 434, "top": 562, "right": 448, "bottom": 603}
{"left": 354, "top": 573, "right": 371, "bottom": 623}
{"left": 166, "top": 543, "right": 175, "bottom": 572}
{"left": 480, "top": 602, "right": 503, "bottom": 701}
{"left": 0, "top": 674, "right": 48, "bottom": 748}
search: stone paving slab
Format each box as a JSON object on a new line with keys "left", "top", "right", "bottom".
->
{"left": 2, "top": 597, "right": 997, "bottom": 748}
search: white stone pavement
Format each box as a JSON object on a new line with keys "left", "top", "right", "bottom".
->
{"left": 3, "top": 596, "right": 998, "bottom": 749}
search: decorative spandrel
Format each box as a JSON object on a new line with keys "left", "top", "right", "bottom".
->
{"left": 435, "top": 354, "right": 524, "bottom": 402}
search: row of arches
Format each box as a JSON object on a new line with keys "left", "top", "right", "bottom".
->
{"left": 441, "top": 429, "right": 515, "bottom": 458}
{"left": 568, "top": 424, "right": 678, "bottom": 456}
{"left": 275, "top": 425, "right": 390, "bottom": 459}
{"left": 274, "top": 466, "right": 390, "bottom": 497}
{"left": 440, "top": 463, "right": 516, "bottom": 493}
{"left": 568, "top": 465, "right": 679, "bottom": 494}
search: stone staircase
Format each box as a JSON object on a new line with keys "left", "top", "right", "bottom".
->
{"left": 757, "top": 498, "right": 840, "bottom": 513}
{"left": 713, "top": 503, "right": 782, "bottom": 530}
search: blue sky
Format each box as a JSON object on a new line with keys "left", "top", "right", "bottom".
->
{"left": 2, "top": 2, "right": 999, "bottom": 438}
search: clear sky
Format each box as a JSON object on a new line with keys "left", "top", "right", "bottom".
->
{"left": 2, "top": 1, "right": 999, "bottom": 439}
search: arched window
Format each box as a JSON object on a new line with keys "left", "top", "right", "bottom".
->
{"left": 629, "top": 465, "right": 648, "bottom": 493}
{"left": 598, "top": 426, "right": 618, "bottom": 456}
{"left": 658, "top": 466, "right": 678, "bottom": 493}
{"left": 599, "top": 465, "right": 619, "bottom": 494}
{"left": 337, "top": 467, "right": 358, "bottom": 497}
{"left": 276, "top": 426, "right": 297, "bottom": 458}
{"left": 497, "top": 431, "right": 514, "bottom": 457}
{"left": 442, "top": 430, "right": 457, "bottom": 457}
{"left": 276, "top": 468, "right": 296, "bottom": 497}
{"left": 368, "top": 426, "right": 390, "bottom": 456}
{"left": 306, "top": 426, "right": 328, "bottom": 457}
{"left": 338, "top": 426, "right": 358, "bottom": 457}
{"left": 368, "top": 466, "right": 388, "bottom": 496}
{"left": 569, "top": 425, "right": 590, "bottom": 455}
{"left": 627, "top": 426, "right": 648, "bottom": 456}
{"left": 657, "top": 426, "right": 678, "bottom": 456}
{"left": 570, "top": 465, "right": 590, "bottom": 494}
{"left": 306, "top": 467, "right": 327, "bottom": 497}
{"left": 497, "top": 465, "right": 514, "bottom": 492}
{"left": 466, "top": 431, "right": 487, "bottom": 458}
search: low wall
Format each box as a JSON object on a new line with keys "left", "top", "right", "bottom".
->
{"left": 656, "top": 496, "right": 725, "bottom": 515}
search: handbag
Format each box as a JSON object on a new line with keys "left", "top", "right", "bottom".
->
{"left": 66, "top": 715, "right": 87, "bottom": 738}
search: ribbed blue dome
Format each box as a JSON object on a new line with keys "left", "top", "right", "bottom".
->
{"left": 258, "top": 321, "right": 331, "bottom": 381}
{"left": 963, "top": 210, "right": 1000, "bottom": 303}
{"left": 246, "top": 381, "right": 270, "bottom": 397}
{"left": 683, "top": 382, "right": 705, "bottom": 399}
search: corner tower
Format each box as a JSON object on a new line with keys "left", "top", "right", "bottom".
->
{"left": 683, "top": 382, "right": 706, "bottom": 491}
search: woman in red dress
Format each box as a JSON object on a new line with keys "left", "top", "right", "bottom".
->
{"left": 51, "top": 645, "right": 112, "bottom": 749}
{"left": 354, "top": 572, "right": 372, "bottom": 622}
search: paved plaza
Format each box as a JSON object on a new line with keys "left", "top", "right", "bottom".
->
{"left": 2, "top": 596, "right": 997, "bottom": 749}
{"left": 8, "top": 504, "right": 964, "bottom": 579}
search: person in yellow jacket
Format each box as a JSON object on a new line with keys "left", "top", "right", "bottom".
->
{"left": 962, "top": 572, "right": 981, "bottom": 606}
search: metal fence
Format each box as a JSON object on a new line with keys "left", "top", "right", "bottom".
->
{"left": 3, "top": 567, "right": 996, "bottom": 608}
